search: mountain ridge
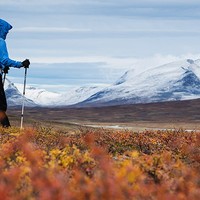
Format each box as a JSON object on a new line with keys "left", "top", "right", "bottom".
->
{"left": 6, "top": 58, "right": 200, "bottom": 107}
{"left": 78, "top": 59, "right": 200, "bottom": 106}
{"left": 4, "top": 79, "right": 36, "bottom": 107}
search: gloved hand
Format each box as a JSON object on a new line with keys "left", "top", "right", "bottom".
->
{"left": 22, "top": 59, "right": 30, "bottom": 68}
{"left": 3, "top": 66, "right": 10, "bottom": 74}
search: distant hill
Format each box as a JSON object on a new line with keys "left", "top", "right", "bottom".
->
{"left": 15, "top": 85, "right": 104, "bottom": 106}
{"left": 4, "top": 79, "right": 36, "bottom": 107}
{"left": 79, "top": 59, "right": 200, "bottom": 106}
{"left": 8, "top": 59, "right": 200, "bottom": 107}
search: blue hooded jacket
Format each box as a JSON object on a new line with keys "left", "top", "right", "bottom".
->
{"left": 0, "top": 19, "right": 22, "bottom": 71}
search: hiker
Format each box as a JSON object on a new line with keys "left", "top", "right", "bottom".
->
{"left": 0, "top": 19, "right": 30, "bottom": 127}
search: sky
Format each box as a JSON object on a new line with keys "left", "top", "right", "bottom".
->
{"left": 1, "top": 0, "right": 200, "bottom": 92}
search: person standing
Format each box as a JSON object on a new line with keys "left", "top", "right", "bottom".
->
{"left": 0, "top": 19, "right": 30, "bottom": 127}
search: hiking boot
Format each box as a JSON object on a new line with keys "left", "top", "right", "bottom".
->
{"left": 0, "top": 111, "right": 11, "bottom": 127}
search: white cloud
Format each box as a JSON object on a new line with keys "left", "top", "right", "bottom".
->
{"left": 2, "top": 0, "right": 200, "bottom": 90}
{"left": 15, "top": 27, "right": 91, "bottom": 33}
{"left": 1, "top": 0, "right": 200, "bottom": 5}
{"left": 8, "top": 54, "right": 200, "bottom": 92}
{"left": 19, "top": 53, "right": 200, "bottom": 70}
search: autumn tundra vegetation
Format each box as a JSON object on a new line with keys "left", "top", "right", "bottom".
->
{"left": 0, "top": 125, "right": 199, "bottom": 200}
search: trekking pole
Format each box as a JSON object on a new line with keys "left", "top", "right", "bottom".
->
{"left": 2, "top": 66, "right": 9, "bottom": 87}
{"left": 2, "top": 72, "right": 6, "bottom": 87}
{"left": 20, "top": 67, "right": 28, "bottom": 129}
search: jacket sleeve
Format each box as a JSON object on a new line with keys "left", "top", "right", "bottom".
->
{"left": 0, "top": 39, "right": 22, "bottom": 68}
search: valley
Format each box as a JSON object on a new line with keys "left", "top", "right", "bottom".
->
{"left": 8, "top": 98, "right": 200, "bottom": 131}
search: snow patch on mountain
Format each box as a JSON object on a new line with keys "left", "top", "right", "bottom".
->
{"left": 15, "top": 84, "right": 105, "bottom": 106}
{"left": 80, "top": 59, "right": 200, "bottom": 106}
{"left": 4, "top": 79, "right": 36, "bottom": 107}
{"left": 7, "top": 58, "right": 200, "bottom": 107}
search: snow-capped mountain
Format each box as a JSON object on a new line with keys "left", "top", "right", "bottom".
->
{"left": 4, "top": 79, "right": 36, "bottom": 107}
{"left": 79, "top": 59, "right": 200, "bottom": 106}
{"left": 7, "top": 59, "right": 200, "bottom": 107}
{"left": 15, "top": 84, "right": 105, "bottom": 106}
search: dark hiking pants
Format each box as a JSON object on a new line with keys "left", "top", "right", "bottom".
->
{"left": 0, "top": 74, "right": 10, "bottom": 127}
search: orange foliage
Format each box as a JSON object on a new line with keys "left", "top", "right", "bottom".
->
{"left": 0, "top": 126, "right": 199, "bottom": 199}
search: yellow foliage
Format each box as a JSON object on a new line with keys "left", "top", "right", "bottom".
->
{"left": 0, "top": 126, "right": 199, "bottom": 199}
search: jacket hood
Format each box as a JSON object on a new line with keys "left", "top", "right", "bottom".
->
{"left": 0, "top": 19, "right": 12, "bottom": 40}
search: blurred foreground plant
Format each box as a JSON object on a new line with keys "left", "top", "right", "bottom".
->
{"left": 0, "top": 126, "right": 199, "bottom": 199}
